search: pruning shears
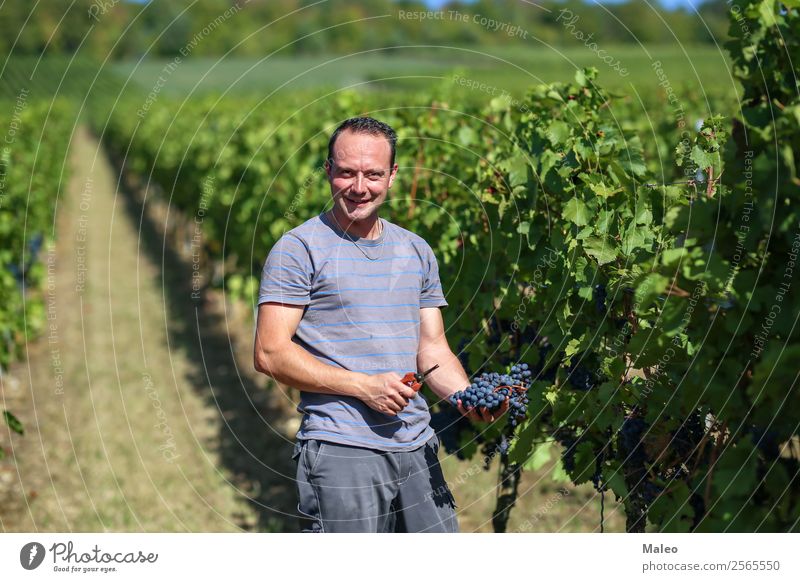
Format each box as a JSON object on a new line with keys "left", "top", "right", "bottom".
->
{"left": 401, "top": 364, "right": 439, "bottom": 392}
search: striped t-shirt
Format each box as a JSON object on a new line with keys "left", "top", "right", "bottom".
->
{"left": 257, "top": 211, "right": 447, "bottom": 452}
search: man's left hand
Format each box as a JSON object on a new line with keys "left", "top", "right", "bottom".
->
{"left": 456, "top": 397, "right": 509, "bottom": 423}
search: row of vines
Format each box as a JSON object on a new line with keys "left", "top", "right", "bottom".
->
{"left": 97, "top": 0, "right": 798, "bottom": 532}
{"left": 1, "top": 97, "right": 76, "bottom": 453}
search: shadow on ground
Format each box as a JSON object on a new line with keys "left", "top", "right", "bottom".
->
{"left": 112, "top": 145, "right": 299, "bottom": 533}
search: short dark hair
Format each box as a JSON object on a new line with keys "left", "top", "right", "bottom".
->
{"left": 327, "top": 116, "right": 398, "bottom": 169}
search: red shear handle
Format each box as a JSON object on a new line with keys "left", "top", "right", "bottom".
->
{"left": 401, "top": 372, "right": 422, "bottom": 392}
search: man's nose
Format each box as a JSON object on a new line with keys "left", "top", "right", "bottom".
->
{"left": 353, "top": 173, "right": 367, "bottom": 193}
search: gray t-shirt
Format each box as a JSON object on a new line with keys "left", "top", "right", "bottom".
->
{"left": 258, "top": 211, "right": 447, "bottom": 452}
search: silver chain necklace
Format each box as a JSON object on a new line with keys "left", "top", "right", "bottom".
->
{"left": 329, "top": 211, "right": 386, "bottom": 261}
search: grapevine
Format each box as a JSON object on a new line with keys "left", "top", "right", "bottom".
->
{"left": 97, "top": 0, "right": 799, "bottom": 532}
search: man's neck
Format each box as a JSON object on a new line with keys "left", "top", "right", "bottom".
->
{"left": 328, "top": 209, "right": 381, "bottom": 240}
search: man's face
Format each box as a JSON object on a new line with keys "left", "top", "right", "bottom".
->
{"left": 325, "top": 129, "right": 398, "bottom": 224}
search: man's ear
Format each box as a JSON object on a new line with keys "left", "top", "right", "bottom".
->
{"left": 324, "top": 158, "right": 333, "bottom": 182}
{"left": 388, "top": 163, "right": 399, "bottom": 189}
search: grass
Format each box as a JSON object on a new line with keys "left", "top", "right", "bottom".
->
{"left": 440, "top": 453, "right": 627, "bottom": 533}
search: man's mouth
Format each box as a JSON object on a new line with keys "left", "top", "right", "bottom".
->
{"left": 344, "top": 196, "right": 370, "bottom": 206}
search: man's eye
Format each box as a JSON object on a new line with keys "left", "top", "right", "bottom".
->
{"left": 369, "top": 173, "right": 383, "bottom": 180}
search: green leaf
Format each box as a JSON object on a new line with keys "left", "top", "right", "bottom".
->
{"left": 662, "top": 247, "right": 687, "bottom": 265}
{"left": 508, "top": 418, "right": 536, "bottom": 464}
{"left": 589, "top": 182, "right": 618, "bottom": 198}
{"left": 634, "top": 191, "right": 653, "bottom": 225}
{"left": 457, "top": 125, "right": 477, "bottom": 147}
{"left": 690, "top": 144, "right": 718, "bottom": 171}
{"left": 649, "top": 481, "right": 693, "bottom": 532}
{"left": 571, "top": 441, "right": 597, "bottom": 485}
{"left": 634, "top": 273, "right": 669, "bottom": 309}
{"left": 523, "top": 441, "right": 553, "bottom": 471}
{"left": 621, "top": 224, "right": 648, "bottom": 255}
{"left": 563, "top": 198, "right": 589, "bottom": 226}
{"left": 574, "top": 67, "right": 598, "bottom": 86}
{"left": 620, "top": 136, "right": 647, "bottom": 176}
{"left": 583, "top": 236, "right": 618, "bottom": 265}
{"left": 502, "top": 152, "right": 529, "bottom": 188}
{"left": 595, "top": 210, "right": 615, "bottom": 234}
{"left": 606, "top": 471, "right": 628, "bottom": 499}
{"left": 547, "top": 121, "right": 570, "bottom": 146}
{"left": 565, "top": 337, "right": 582, "bottom": 357}
{"left": 551, "top": 458, "right": 571, "bottom": 483}
{"left": 4, "top": 410, "right": 24, "bottom": 436}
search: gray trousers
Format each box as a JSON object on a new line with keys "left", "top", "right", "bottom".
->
{"left": 292, "top": 434, "right": 459, "bottom": 533}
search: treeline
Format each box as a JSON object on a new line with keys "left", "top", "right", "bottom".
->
{"left": 2, "top": 0, "right": 731, "bottom": 60}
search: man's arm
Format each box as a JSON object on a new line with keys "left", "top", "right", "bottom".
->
{"left": 417, "top": 307, "right": 469, "bottom": 401}
{"left": 417, "top": 307, "right": 508, "bottom": 422}
{"left": 253, "top": 302, "right": 416, "bottom": 416}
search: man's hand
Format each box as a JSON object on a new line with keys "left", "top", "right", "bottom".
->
{"left": 456, "top": 397, "right": 510, "bottom": 423}
{"left": 360, "top": 372, "right": 418, "bottom": 416}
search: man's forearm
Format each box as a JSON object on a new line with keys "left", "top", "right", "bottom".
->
{"left": 256, "top": 342, "right": 368, "bottom": 400}
{"left": 418, "top": 344, "right": 470, "bottom": 402}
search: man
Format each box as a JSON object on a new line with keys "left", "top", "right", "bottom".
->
{"left": 253, "top": 116, "right": 507, "bottom": 533}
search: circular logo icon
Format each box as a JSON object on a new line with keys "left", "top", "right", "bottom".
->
{"left": 20, "top": 542, "right": 46, "bottom": 570}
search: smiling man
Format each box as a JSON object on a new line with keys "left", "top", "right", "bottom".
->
{"left": 253, "top": 116, "right": 507, "bottom": 533}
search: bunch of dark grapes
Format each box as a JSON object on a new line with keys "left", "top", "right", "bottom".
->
{"left": 689, "top": 493, "right": 706, "bottom": 528}
{"left": 478, "top": 434, "right": 512, "bottom": 469}
{"left": 448, "top": 363, "right": 532, "bottom": 427}
{"left": 554, "top": 428, "right": 580, "bottom": 473}
{"left": 749, "top": 425, "right": 782, "bottom": 459}
{"left": 562, "top": 440, "right": 578, "bottom": 473}
{"left": 671, "top": 411, "right": 706, "bottom": 459}
{"left": 566, "top": 362, "right": 596, "bottom": 391}
{"left": 533, "top": 345, "right": 558, "bottom": 383}
{"left": 620, "top": 416, "right": 649, "bottom": 465}
{"left": 641, "top": 480, "right": 663, "bottom": 504}
{"left": 593, "top": 283, "right": 607, "bottom": 314}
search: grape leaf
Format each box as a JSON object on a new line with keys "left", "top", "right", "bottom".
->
{"left": 563, "top": 198, "right": 590, "bottom": 226}
{"left": 583, "top": 236, "right": 618, "bottom": 265}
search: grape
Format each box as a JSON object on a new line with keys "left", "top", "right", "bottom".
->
{"left": 620, "top": 416, "right": 649, "bottom": 465}
{"left": 671, "top": 411, "right": 706, "bottom": 458}
{"left": 566, "top": 362, "right": 596, "bottom": 391}
{"left": 689, "top": 493, "right": 706, "bottom": 527}
{"left": 555, "top": 430, "right": 579, "bottom": 472}
{"left": 448, "top": 362, "right": 532, "bottom": 425}
{"left": 641, "top": 480, "right": 663, "bottom": 505}
{"left": 593, "top": 283, "right": 607, "bottom": 314}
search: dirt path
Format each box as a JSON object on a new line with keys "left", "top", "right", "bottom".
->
{"left": 0, "top": 126, "right": 298, "bottom": 532}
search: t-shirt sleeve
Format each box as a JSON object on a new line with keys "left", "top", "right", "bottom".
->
{"left": 420, "top": 242, "right": 448, "bottom": 308}
{"left": 258, "top": 234, "right": 312, "bottom": 306}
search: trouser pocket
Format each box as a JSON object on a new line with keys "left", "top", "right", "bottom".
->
{"left": 294, "top": 439, "right": 324, "bottom": 533}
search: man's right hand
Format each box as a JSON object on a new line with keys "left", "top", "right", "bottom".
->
{"left": 359, "top": 372, "right": 418, "bottom": 416}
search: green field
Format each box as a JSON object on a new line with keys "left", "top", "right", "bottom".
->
{"left": 109, "top": 45, "right": 733, "bottom": 100}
